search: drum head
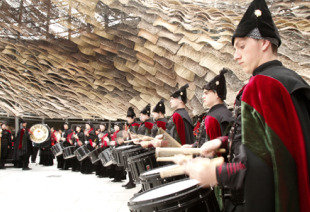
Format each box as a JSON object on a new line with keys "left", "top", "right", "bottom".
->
{"left": 131, "top": 179, "right": 199, "bottom": 202}
{"left": 140, "top": 164, "right": 179, "bottom": 176}
{"left": 30, "top": 124, "right": 50, "bottom": 144}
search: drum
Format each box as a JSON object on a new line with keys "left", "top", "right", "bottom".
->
{"left": 51, "top": 142, "right": 64, "bottom": 157}
{"left": 74, "top": 145, "right": 90, "bottom": 161}
{"left": 121, "top": 146, "right": 147, "bottom": 171}
{"left": 99, "top": 148, "right": 113, "bottom": 167}
{"left": 128, "top": 178, "right": 220, "bottom": 212}
{"left": 127, "top": 149, "right": 158, "bottom": 184}
{"left": 63, "top": 146, "right": 76, "bottom": 159}
{"left": 112, "top": 145, "right": 137, "bottom": 166}
{"left": 139, "top": 164, "right": 187, "bottom": 192}
{"left": 29, "top": 124, "right": 51, "bottom": 148}
{"left": 88, "top": 148, "right": 102, "bottom": 164}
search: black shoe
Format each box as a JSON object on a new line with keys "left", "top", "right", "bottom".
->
{"left": 22, "top": 167, "right": 32, "bottom": 171}
{"left": 125, "top": 183, "right": 136, "bottom": 189}
{"left": 0, "top": 166, "right": 5, "bottom": 169}
{"left": 122, "top": 182, "right": 129, "bottom": 187}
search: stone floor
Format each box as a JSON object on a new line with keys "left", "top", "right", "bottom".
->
{"left": 0, "top": 159, "right": 141, "bottom": 212}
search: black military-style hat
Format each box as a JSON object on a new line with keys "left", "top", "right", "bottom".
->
{"left": 152, "top": 99, "right": 165, "bottom": 114}
{"left": 171, "top": 84, "right": 189, "bottom": 104}
{"left": 140, "top": 103, "right": 151, "bottom": 116}
{"left": 127, "top": 107, "right": 136, "bottom": 118}
{"left": 20, "top": 119, "right": 27, "bottom": 124}
{"left": 232, "top": 0, "right": 281, "bottom": 47}
{"left": 203, "top": 68, "right": 229, "bottom": 101}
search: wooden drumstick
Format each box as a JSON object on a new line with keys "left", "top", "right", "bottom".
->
{"left": 158, "top": 128, "right": 181, "bottom": 147}
{"left": 155, "top": 147, "right": 226, "bottom": 158}
{"left": 124, "top": 139, "right": 139, "bottom": 144}
{"left": 156, "top": 155, "right": 193, "bottom": 162}
{"left": 160, "top": 165, "right": 185, "bottom": 178}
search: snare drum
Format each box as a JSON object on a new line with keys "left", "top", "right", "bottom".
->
{"left": 74, "top": 145, "right": 90, "bottom": 161}
{"left": 128, "top": 178, "right": 220, "bottom": 212}
{"left": 88, "top": 148, "right": 102, "bottom": 164}
{"left": 127, "top": 149, "right": 158, "bottom": 184}
{"left": 99, "top": 148, "right": 113, "bottom": 167}
{"left": 112, "top": 145, "right": 137, "bottom": 166}
{"left": 139, "top": 164, "right": 187, "bottom": 192}
{"left": 63, "top": 146, "right": 76, "bottom": 159}
{"left": 122, "top": 146, "right": 147, "bottom": 171}
{"left": 51, "top": 142, "right": 64, "bottom": 157}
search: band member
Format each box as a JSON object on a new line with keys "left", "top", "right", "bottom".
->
{"left": 70, "top": 125, "right": 83, "bottom": 172}
{"left": 167, "top": 84, "right": 194, "bottom": 145}
{"left": 127, "top": 107, "right": 140, "bottom": 134}
{"left": 109, "top": 123, "right": 127, "bottom": 183}
{"left": 56, "top": 129, "right": 64, "bottom": 170}
{"left": 80, "top": 121, "right": 95, "bottom": 174}
{"left": 61, "top": 122, "right": 73, "bottom": 170}
{"left": 137, "top": 104, "right": 153, "bottom": 136}
{"left": 151, "top": 99, "right": 168, "bottom": 137}
{"left": 176, "top": 0, "right": 310, "bottom": 211}
{"left": 0, "top": 121, "right": 12, "bottom": 169}
{"left": 95, "top": 123, "right": 110, "bottom": 178}
{"left": 13, "top": 119, "right": 33, "bottom": 170}
{"left": 194, "top": 69, "right": 233, "bottom": 148}
{"left": 39, "top": 127, "right": 55, "bottom": 166}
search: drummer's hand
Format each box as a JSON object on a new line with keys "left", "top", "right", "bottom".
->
{"left": 8, "top": 146, "right": 10, "bottom": 149}
{"left": 142, "top": 136, "right": 152, "bottom": 141}
{"left": 110, "top": 141, "right": 116, "bottom": 146}
{"left": 155, "top": 134, "right": 163, "bottom": 139}
{"left": 183, "top": 157, "right": 224, "bottom": 187}
{"left": 133, "top": 139, "right": 141, "bottom": 145}
{"left": 173, "top": 154, "right": 191, "bottom": 166}
{"left": 131, "top": 134, "right": 137, "bottom": 139}
{"left": 78, "top": 141, "right": 83, "bottom": 146}
{"left": 182, "top": 144, "right": 193, "bottom": 148}
{"left": 140, "top": 141, "right": 152, "bottom": 148}
{"left": 200, "top": 139, "right": 222, "bottom": 157}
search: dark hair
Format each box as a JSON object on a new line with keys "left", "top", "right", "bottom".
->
{"left": 271, "top": 43, "right": 278, "bottom": 55}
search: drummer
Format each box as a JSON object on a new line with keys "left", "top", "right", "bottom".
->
{"left": 109, "top": 123, "right": 127, "bottom": 183}
{"left": 94, "top": 122, "right": 110, "bottom": 178}
{"left": 80, "top": 121, "right": 96, "bottom": 174}
{"left": 126, "top": 107, "right": 140, "bottom": 135}
{"left": 61, "top": 122, "right": 73, "bottom": 170}
{"left": 151, "top": 99, "right": 168, "bottom": 138}
{"left": 167, "top": 84, "right": 195, "bottom": 145}
{"left": 39, "top": 126, "right": 55, "bottom": 166}
{"left": 137, "top": 104, "right": 153, "bottom": 136}
{"left": 71, "top": 125, "right": 83, "bottom": 172}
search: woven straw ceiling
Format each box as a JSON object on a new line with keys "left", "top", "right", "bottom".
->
{"left": 0, "top": 0, "right": 309, "bottom": 120}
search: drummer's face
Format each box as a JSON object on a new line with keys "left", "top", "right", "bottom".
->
{"left": 127, "top": 117, "right": 134, "bottom": 124}
{"left": 64, "top": 124, "right": 68, "bottom": 130}
{"left": 152, "top": 112, "right": 159, "bottom": 120}
{"left": 100, "top": 125, "right": 105, "bottom": 131}
{"left": 22, "top": 123, "right": 27, "bottom": 128}
{"left": 76, "top": 126, "right": 81, "bottom": 132}
{"left": 1, "top": 124, "right": 6, "bottom": 130}
{"left": 170, "top": 97, "right": 181, "bottom": 109}
{"left": 85, "top": 124, "right": 90, "bottom": 130}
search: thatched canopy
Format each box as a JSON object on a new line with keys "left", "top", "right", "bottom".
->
{"left": 0, "top": 0, "right": 309, "bottom": 120}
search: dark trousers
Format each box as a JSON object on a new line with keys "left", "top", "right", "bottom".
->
{"left": 20, "top": 154, "right": 31, "bottom": 168}
{"left": 31, "top": 147, "right": 39, "bottom": 163}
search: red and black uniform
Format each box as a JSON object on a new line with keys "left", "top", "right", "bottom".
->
{"left": 197, "top": 104, "right": 232, "bottom": 147}
{"left": 216, "top": 60, "right": 310, "bottom": 211}
{"left": 39, "top": 130, "right": 54, "bottom": 166}
{"left": 13, "top": 127, "right": 33, "bottom": 169}
{"left": 0, "top": 129, "right": 12, "bottom": 168}
{"left": 94, "top": 130, "right": 110, "bottom": 178}
{"left": 62, "top": 128, "right": 73, "bottom": 170}
{"left": 128, "top": 122, "right": 140, "bottom": 134}
{"left": 80, "top": 128, "right": 95, "bottom": 174}
{"left": 151, "top": 118, "right": 168, "bottom": 138}
{"left": 166, "top": 108, "right": 194, "bottom": 145}
{"left": 137, "top": 119, "right": 153, "bottom": 136}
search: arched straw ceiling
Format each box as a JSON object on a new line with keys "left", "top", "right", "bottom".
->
{"left": 0, "top": 0, "right": 309, "bottom": 120}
